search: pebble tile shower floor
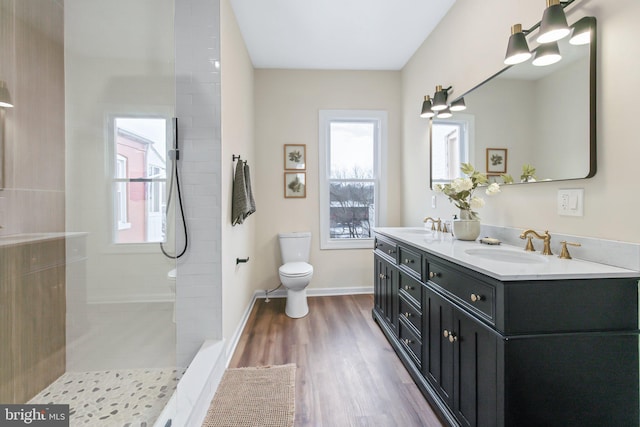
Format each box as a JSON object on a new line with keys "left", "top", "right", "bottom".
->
{"left": 28, "top": 368, "right": 181, "bottom": 426}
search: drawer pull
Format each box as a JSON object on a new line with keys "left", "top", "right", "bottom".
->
{"left": 429, "top": 271, "right": 440, "bottom": 279}
{"left": 388, "top": 249, "right": 396, "bottom": 254}
{"left": 379, "top": 273, "right": 387, "bottom": 279}
{"left": 404, "top": 258, "right": 415, "bottom": 264}
{"left": 404, "top": 312, "right": 411, "bottom": 318}
{"left": 403, "top": 338, "right": 413, "bottom": 345}
{"left": 470, "top": 293, "right": 484, "bottom": 302}
{"left": 404, "top": 285, "right": 414, "bottom": 291}
{"left": 443, "top": 330, "right": 457, "bottom": 343}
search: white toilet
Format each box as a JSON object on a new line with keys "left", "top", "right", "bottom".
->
{"left": 278, "top": 232, "right": 314, "bottom": 318}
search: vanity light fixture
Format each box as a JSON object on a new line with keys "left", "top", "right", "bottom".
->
{"left": 504, "top": 24, "right": 532, "bottom": 65}
{"left": 569, "top": 16, "right": 594, "bottom": 45}
{"left": 532, "top": 42, "right": 562, "bottom": 66}
{"left": 504, "top": 0, "right": 577, "bottom": 65}
{"left": 437, "top": 106, "right": 452, "bottom": 119}
{"left": 420, "top": 95, "right": 435, "bottom": 118}
{"left": 419, "top": 85, "right": 458, "bottom": 119}
{"left": 431, "top": 85, "right": 451, "bottom": 111}
{"left": 450, "top": 98, "right": 466, "bottom": 112}
{"left": 537, "top": 0, "right": 571, "bottom": 44}
{"left": 0, "top": 81, "right": 13, "bottom": 108}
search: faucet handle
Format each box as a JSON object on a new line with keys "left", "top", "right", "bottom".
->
{"left": 559, "top": 241, "right": 581, "bottom": 260}
{"left": 522, "top": 236, "right": 536, "bottom": 252}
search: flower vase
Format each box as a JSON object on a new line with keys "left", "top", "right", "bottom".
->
{"left": 453, "top": 210, "right": 481, "bottom": 241}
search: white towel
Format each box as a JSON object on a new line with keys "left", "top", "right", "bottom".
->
{"left": 232, "top": 160, "right": 256, "bottom": 225}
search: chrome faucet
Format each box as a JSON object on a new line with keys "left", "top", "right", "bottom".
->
{"left": 520, "top": 229, "right": 553, "bottom": 255}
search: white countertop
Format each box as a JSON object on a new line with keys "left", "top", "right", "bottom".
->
{"left": 374, "top": 227, "right": 640, "bottom": 281}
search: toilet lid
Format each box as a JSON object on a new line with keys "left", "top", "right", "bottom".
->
{"left": 279, "top": 262, "right": 313, "bottom": 277}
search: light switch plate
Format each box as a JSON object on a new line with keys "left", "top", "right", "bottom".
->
{"left": 431, "top": 195, "right": 437, "bottom": 209}
{"left": 558, "top": 188, "right": 584, "bottom": 216}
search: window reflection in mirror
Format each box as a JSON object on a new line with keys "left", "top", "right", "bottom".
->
{"left": 430, "top": 117, "right": 473, "bottom": 187}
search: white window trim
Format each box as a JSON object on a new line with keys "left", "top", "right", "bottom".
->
{"left": 430, "top": 114, "right": 475, "bottom": 188}
{"left": 318, "top": 109, "right": 388, "bottom": 250}
{"left": 107, "top": 114, "right": 172, "bottom": 247}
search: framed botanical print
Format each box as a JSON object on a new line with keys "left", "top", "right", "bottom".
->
{"left": 284, "top": 172, "right": 306, "bottom": 198}
{"left": 284, "top": 144, "right": 306, "bottom": 170}
{"left": 486, "top": 148, "right": 507, "bottom": 174}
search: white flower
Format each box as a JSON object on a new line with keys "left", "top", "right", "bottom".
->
{"left": 470, "top": 196, "right": 485, "bottom": 209}
{"left": 434, "top": 184, "right": 444, "bottom": 193}
{"left": 485, "top": 182, "right": 501, "bottom": 196}
{"left": 451, "top": 177, "right": 473, "bottom": 193}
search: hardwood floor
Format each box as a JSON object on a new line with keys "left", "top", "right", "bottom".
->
{"left": 228, "top": 294, "right": 444, "bottom": 427}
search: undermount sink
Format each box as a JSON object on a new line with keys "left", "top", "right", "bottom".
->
{"left": 464, "top": 248, "right": 549, "bottom": 264}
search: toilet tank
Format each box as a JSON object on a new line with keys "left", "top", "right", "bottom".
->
{"left": 278, "top": 232, "right": 311, "bottom": 263}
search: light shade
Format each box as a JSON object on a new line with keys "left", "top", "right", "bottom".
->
{"left": 536, "top": 0, "right": 570, "bottom": 44}
{"left": 504, "top": 24, "right": 532, "bottom": 65}
{"left": 0, "top": 81, "right": 13, "bottom": 108}
{"left": 431, "top": 85, "right": 448, "bottom": 111}
{"left": 570, "top": 16, "right": 595, "bottom": 45}
{"left": 420, "top": 95, "right": 435, "bottom": 118}
{"left": 437, "top": 107, "right": 452, "bottom": 119}
{"left": 450, "top": 98, "right": 466, "bottom": 112}
{"left": 532, "top": 42, "right": 562, "bottom": 66}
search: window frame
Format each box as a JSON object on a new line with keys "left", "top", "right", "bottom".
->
{"left": 107, "top": 114, "right": 171, "bottom": 246}
{"left": 430, "top": 114, "right": 475, "bottom": 188}
{"left": 318, "top": 110, "right": 387, "bottom": 250}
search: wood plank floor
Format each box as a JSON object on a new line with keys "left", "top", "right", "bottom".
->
{"left": 228, "top": 294, "right": 445, "bottom": 427}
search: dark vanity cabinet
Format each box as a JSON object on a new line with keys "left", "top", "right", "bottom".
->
{"left": 372, "top": 232, "right": 640, "bottom": 427}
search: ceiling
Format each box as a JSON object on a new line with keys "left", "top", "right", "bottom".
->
{"left": 229, "top": 0, "right": 457, "bottom": 70}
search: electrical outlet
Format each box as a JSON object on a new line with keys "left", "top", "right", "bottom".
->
{"left": 431, "top": 195, "right": 437, "bottom": 209}
{"left": 557, "top": 188, "right": 584, "bottom": 216}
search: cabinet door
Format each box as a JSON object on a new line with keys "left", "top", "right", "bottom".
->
{"left": 374, "top": 255, "right": 397, "bottom": 334}
{"left": 424, "top": 290, "right": 454, "bottom": 408}
{"left": 453, "top": 308, "right": 498, "bottom": 427}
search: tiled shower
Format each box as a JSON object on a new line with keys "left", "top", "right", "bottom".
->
{"left": 0, "top": 0, "right": 222, "bottom": 425}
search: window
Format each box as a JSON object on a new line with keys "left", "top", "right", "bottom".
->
{"left": 110, "top": 117, "right": 168, "bottom": 244}
{"left": 431, "top": 117, "right": 473, "bottom": 186}
{"left": 115, "top": 155, "right": 130, "bottom": 230}
{"left": 319, "top": 110, "right": 387, "bottom": 249}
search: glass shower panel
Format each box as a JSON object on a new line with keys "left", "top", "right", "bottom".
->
{"left": 23, "top": 1, "right": 178, "bottom": 426}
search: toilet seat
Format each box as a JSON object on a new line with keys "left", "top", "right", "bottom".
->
{"left": 279, "top": 262, "right": 313, "bottom": 277}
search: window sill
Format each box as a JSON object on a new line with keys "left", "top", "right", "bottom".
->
{"left": 320, "top": 238, "right": 374, "bottom": 250}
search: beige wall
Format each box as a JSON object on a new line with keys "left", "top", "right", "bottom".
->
{"left": 402, "top": 0, "right": 640, "bottom": 243}
{"left": 220, "top": 0, "right": 257, "bottom": 344}
{"left": 253, "top": 70, "right": 402, "bottom": 291}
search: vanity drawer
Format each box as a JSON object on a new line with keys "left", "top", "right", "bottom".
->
{"left": 398, "top": 271, "right": 422, "bottom": 308}
{"left": 399, "top": 295, "right": 422, "bottom": 334}
{"left": 399, "top": 318, "right": 422, "bottom": 366}
{"left": 398, "top": 245, "right": 422, "bottom": 278}
{"left": 428, "top": 262, "right": 495, "bottom": 322}
{"left": 374, "top": 237, "right": 397, "bottom": 260}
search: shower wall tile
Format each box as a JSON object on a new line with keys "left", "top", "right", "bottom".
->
{"left": 175, "top": 0, "right": 223, "bottom": 369}
{"left": 0, "top": 0, "right": 65, "bottom": 236}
